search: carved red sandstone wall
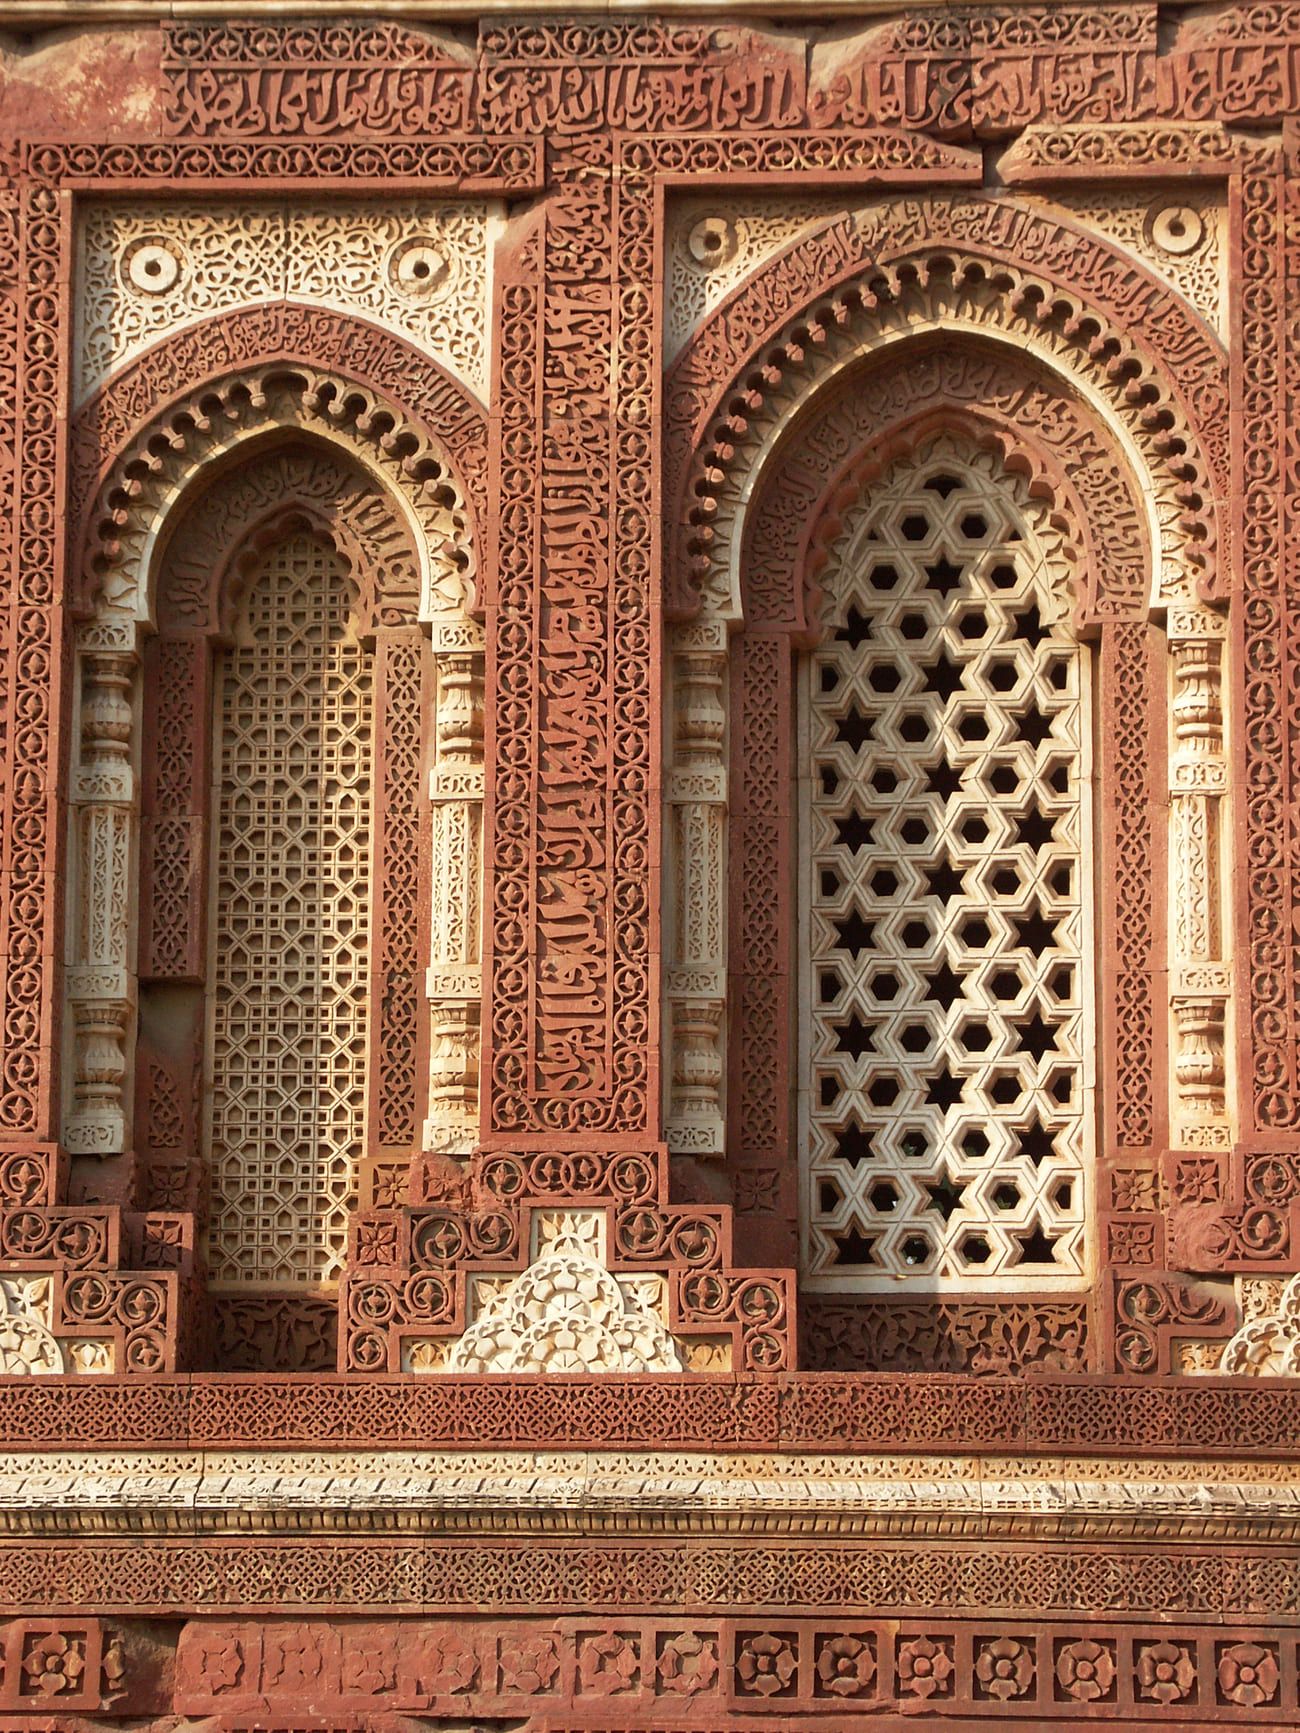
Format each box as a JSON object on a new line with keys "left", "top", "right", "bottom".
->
{"left": 0, "top": 4, "right": 1298, "bottom": 1723}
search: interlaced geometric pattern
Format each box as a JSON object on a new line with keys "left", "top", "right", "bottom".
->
{"left": 801, "top": 434, "right": 1092, "bottom": 1288}
{"left": 206, "top": 532, "right": 372, "bottom": 1288}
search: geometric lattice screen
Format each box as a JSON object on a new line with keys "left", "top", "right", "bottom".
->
{"left": 801, "top": 433, "right": 1092, "bottom": 1289}
{"left": 206, "top": 531, "right": 372, "bottom": 1288}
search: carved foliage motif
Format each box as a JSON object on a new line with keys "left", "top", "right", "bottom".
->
{"left": 344, "top": 1145, "right": 791, "bottom": 1374}
{"left": 1243, "top": 159, "right": 1295, "bottom": 1131}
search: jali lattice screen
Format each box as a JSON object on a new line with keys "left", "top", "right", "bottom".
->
{"left": 206, "top": 531, "right": 373, "bottom": 1288}
{"left": 801, "top": 434, "right": 1092, "bottom": 1289}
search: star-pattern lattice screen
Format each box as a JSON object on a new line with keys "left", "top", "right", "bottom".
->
{"left": 801, "top": 435, "right": 1092, "bottom": 1288}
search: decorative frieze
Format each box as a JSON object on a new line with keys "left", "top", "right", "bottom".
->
{"left": 3, "top": 1446, "right": 1300, "bottom": 1538}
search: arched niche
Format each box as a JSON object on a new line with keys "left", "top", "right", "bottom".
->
{"left": 64, "top": 356, "right": 485, "bottom": 1366}
{"left": 663, "top": 282, "right": 1231, "bottom": 1337}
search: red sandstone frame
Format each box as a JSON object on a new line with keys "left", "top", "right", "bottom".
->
{"left": 0, "top": 8, "right": 1298, "bottom": 1721}
{"left": 0, "top": 2, "right": 1295, "bottom": 1379}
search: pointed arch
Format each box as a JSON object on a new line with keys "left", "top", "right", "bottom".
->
{"left": 661, "top": 201, "right": 1233, "bottom": 1355}
{"left": 62, "top": 318, "right": 487, "bottom": 1336}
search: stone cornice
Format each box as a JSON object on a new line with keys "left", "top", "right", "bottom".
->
{"left": 2, "top": 1448, "right": 1300, "bottom": 1544}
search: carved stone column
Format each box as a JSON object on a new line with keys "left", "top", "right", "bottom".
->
{"left": 665, "top": 620, "right": 728, "bottom": 1156}
{"left": 1168, "top": 604, "right": 1231, "bottom": 1148}
{"left": 64, "top": 624, "right": 139, "bottom": 1156}
{"left": 424, "top": 628, "right": 485, "bottom": 1155}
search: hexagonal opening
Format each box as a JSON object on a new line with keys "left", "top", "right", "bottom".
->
{"left": 899, "top": 514, "right": 930, "bottom": 543}
{"left": 960, "top": 1021, "right": 992, "bottom": 1054}
{"left": 1048, "top": 965, "right": 1074, "bottom": 1001}
{"left": 987, "top": 659, "right": 1019, "bottom": 693}
{"left": 867, "top": 1074, "right": 901, "bottom": 1108}
{"left": 1049, "top": 1069, "right": 1074, "bottom": 1105}
{"left": 960, "top": 1232, "right": 992, "bottom": 1265}
{"left": 899, "top": 1021, "right": 931, "bottom": 1055}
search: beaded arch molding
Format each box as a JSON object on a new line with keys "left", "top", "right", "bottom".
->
{"left": 666, "top": 193, "right": 1228, "bottom": 627}
{"left": 661, "top": 202, "right": 1236, "bottom": 1357}
{"left": 73, "top": 305, "right": 485, "bottom": 628}
{"left": 62, "top": 308, "right": 489, "bottom": 1303}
